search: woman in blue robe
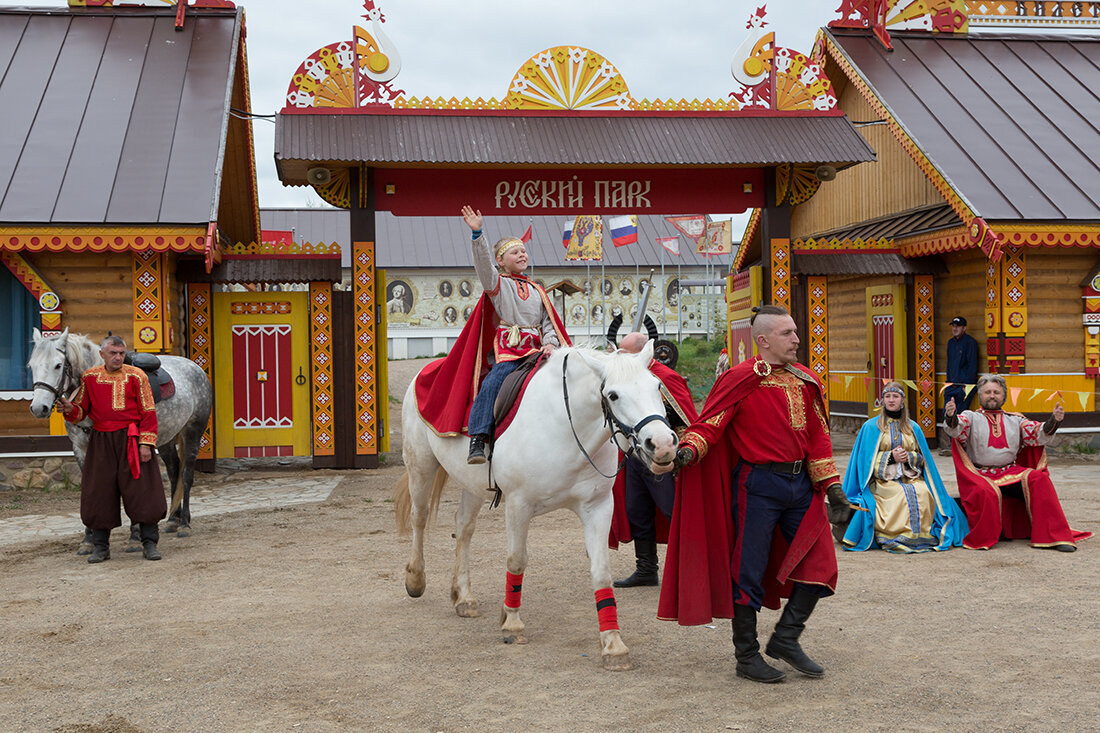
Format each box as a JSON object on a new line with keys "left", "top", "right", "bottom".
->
{"left": 841, "top": 382, "right": 968, "bottom": 552}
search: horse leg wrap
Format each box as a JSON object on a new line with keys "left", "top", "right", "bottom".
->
{"left": 504, "top": 571, "right": 524, "bottom": 609}
{"left": 595, "top": 587, "right": 620, "bottom": 632}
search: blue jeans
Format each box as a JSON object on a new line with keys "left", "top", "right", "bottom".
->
{"left": 468, "top": 359, "right": 522, "bottom": 438}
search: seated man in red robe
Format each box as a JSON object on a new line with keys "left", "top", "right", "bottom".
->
{"left": 654, "top": 305, "right": 853, "bottom": 684}
{"left": 945, "top": 373, "right": 1090, "bottom": 552}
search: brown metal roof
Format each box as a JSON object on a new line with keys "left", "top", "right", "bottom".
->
{"left": 809, "top": 204, "right": 961, "bottom": 242}
{"left": 827, "top": 28, "right": 1100, "bottom": 222}
{"left": 274, "top": 110, "right": 876, "bottom": 184}
{"left": 793, "top": 252, "right": 946, "bottom": 276}
{"left": 0, "top": 6, "right": 244, "bottom": 227}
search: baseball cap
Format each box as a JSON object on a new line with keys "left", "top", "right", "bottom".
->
{"left": 950, "top": 316, "right": 967, "bottom": 326}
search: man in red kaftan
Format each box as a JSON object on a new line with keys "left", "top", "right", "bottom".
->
{"left": 654, "top": 305, "right": 853, "bottom": 684}
{"left": 945, "top": 373, "right": 1090, "bottom": 552}
{"left": 59, "top": 336, "right": 166, "bottom": 563}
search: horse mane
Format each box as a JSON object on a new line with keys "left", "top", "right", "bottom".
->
{"left": 63, "top": 333, "right": 102, "bottom": 374}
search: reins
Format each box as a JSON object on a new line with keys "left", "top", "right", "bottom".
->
{"left": 561, "top": 352, "right": 670, "bottom": 480}
{"left": 32, "top": 345, "right": 73, "bottom": 405}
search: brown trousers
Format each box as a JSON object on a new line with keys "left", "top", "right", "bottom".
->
{"left": 80, "top": 429, "right": 167, "bottom": 530}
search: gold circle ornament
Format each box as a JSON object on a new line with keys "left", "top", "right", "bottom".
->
{"left": 752, "top": 359, "right": 772, "bottom": 377}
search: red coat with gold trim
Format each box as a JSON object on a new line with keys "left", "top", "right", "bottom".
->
{"left": 64, "top": 365, "right": 158, "bottom": 446}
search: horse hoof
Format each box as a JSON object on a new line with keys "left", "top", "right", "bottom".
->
{"left": 601, "top": 653, "right": 633, "bottom": 671}
{"left": 76, "top": 542, "right": 93, "bottom": 556}
{"left": 164, "top": 522, "right": 179, "bottom": 533}
{"left": 455, "top": 601, "right": 480, "bottom": 618}
{"left": 405, "top": 581, "right": 425, "bottom": 599}
{"left": 124, "top": 543, "right": 142, "bottom": 553}
{"left": 176, "top": 527, "right": 191, "bottom": 538}
{"left": 502, "top": 633, "right": 528, "bottom": 645}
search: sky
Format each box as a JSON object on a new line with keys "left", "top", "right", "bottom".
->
{"left": 39, "top": 1, "right": 842, "bottom": 224}
{"left": 243, "top": 0, "right": 839, "bottom": 221}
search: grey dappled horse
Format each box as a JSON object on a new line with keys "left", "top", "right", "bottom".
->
{"left": 27, "top": 328, "right": 212, "bottom": 550}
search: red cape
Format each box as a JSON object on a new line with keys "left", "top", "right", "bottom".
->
{"left": 657, "top": 359, "right": 838, "bottom": 623}
{"left": 609, "top": 361, "right": 698, "bottom": 548}
{"left": 414, "top": 286, "right": 570, "bottom": 436}
{"left": 951, "top": 437, "right": 1091, "bottom": 547}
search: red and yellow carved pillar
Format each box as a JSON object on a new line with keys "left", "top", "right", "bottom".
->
{"left": 186, "top": 283, "right": 214, "bottom": 462}
{"left": 132, "top": 251, "right": 169, "bottom": 352}
{"left": 807, "top": 276, "right": 828, "bottom": 412}
{"left": 353, "top": 240, "right": 378, "bottom": 461}
{"left": 914, "top": 275, "right": 935, "bottom": 437}
{"left": 309, "top": 281, "right": 335, "bottom": 460}
{"left": 770, "top": 238, "right": 791, "bottom": 311}
{"left": 985, "top": 247, "right": 1027, "bottom": 373}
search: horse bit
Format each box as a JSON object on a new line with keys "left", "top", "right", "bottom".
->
{"left": 561, "top": 352, "right": 671, "bottom": 479}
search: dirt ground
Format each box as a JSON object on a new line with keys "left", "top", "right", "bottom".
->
{"left": 1, "top": 359, "right": 1098, "bottom": 732}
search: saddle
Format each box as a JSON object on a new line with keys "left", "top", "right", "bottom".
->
{"left": 491, "top": 353, "right": 543, "bottom": 437}
{"left": 124, "top": 351, "right": 175, "bottom": 403}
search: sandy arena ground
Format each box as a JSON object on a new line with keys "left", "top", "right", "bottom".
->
{"left": 1, "top": 358, "right": 1097, "bottom": 732}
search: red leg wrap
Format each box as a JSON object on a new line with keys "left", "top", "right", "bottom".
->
{"left": 595, "top": 587, "right": 619, "bottom": 632}
{"left": 504, "top": 571, "right": 523, "bottom": 609}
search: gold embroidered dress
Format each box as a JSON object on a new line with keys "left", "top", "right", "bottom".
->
{"left": 867, "top": 418, "right": 937, "bottom": 552}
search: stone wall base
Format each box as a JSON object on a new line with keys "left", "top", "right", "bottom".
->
{"left": 0, "top": 456, "right": 80, "bottom": 492}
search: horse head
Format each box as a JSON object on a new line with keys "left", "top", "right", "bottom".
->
{"left": 577, "top": 340, "right": 679, "bottom": 470}
{"left": 28, "top": 327, "right": 73, "bottom": 418}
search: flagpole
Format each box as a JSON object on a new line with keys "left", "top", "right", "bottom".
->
{"left": 677, "top": 260, "right": 682, "bottom": 342}
{"left": 660, "top": 240, "right": 666, "bottom": 339}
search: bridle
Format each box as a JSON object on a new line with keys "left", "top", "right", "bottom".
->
{"left": 33, "top": 345, "right": 74, "bottom": 406}
{"left": 561, "top": 352, "right": 671, "bottom": 479}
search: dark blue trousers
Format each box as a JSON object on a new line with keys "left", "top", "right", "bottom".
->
{"left": 623, "top": 455, "right": 675, "bottom": 542}
{"left": 730, "top": 462, "right": 819, "bottom": 610}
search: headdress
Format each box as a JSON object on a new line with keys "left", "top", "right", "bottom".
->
{"left": 494, "top": 237, "right": 524, "bottom": 260}
{"left": 881, "top": 383, "right": 904, "bottom": 397}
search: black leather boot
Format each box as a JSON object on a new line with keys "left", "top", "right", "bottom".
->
{"left": 732, "top": 604, "right": 785, "bottom": 683}
{"left": 467, "top": 434, "right": 488, "bottom": 465}
{"left": 614, "top": 540, "right": 659, "bottom": 587}
{"left": 87, "top": 529, "right": 111, "bottom": 564}
{"left": 140, "top": 523, "right": 162, "bottom": 561}
{"left": 765, "top": 584, "right": 825, "bottom": 677}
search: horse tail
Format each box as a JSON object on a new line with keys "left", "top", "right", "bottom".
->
{"left": 393, "top": 467, "right": 448, "bottom": 536}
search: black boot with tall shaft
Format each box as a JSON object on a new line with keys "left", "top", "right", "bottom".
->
{"left": 614, "top": 540, "right": 659, "bottom": 587}
{"left": 732, "top": 604, "right": 786, "bottom": 683}
{"left": 765, "top": 584, "right": 825, "bottom": 677}
{"left": 87, "top": 529, "right": 111, "bottom": 564}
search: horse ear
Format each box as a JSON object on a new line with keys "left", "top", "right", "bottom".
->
{"left": 575, "top": 349, "right": 608, "bottom": 379}
{"left": 33, "top": 327, "right": 41, "bottom": 344}
{"left": 59, "top": 326, "right": 69, "bottom": 343}
{"left": 636, "top": 339, "right": 655, "bottom": 366}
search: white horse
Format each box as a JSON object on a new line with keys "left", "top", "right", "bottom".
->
{"left": 27, "top": 328, "right": 213, "bottom": 548}
{"left": 394, "top": 342, "right": 678, "bottom": 670}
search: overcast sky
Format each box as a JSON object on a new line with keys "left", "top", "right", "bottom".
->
{"left": 38, "top": 1, "right": 840, "bottom": 223}
{"left": 244, "top": 0, "right": 838, "bottom": 220}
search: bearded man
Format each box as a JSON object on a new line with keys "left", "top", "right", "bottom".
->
{"left": 944, "top": 374, "right": 1091, "bottom": 551}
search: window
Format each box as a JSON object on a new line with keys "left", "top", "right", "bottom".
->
{"left": 0, "top": 267, "right": 39, "bottom": 390}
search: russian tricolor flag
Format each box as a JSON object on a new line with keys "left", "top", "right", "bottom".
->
{"left": 562, "top": 219, "right": 574, "bottom": 248}
{"left": 608, "top": 215, "right": 637, "bottom": 247}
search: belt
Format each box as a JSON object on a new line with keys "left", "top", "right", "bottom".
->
{"left": 752, "top": 460, "right": 803, "bottom": 475}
